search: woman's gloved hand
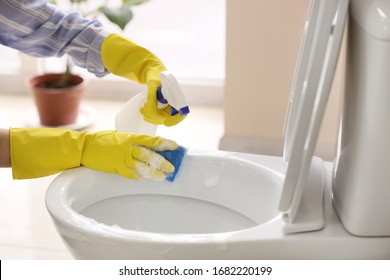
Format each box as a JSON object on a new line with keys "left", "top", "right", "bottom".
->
{"left": 100, "top": 34, "right": 187, "bottom": 127}
{"left": 10, "top": 128, "right": 177, "bottom": 180}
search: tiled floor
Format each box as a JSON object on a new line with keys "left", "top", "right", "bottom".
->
{"left": 0, "top": 94, "right": 224, "bottom": 259}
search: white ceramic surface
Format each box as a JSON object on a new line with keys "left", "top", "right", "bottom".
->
{"left": 45, "top": 150, "right": 390, "bottom": 259}
{"left": 46, "top": 151, "right": 285, "bottom": 259}
{"left": 333, "top": 0, "right": 390, "bottom": 236}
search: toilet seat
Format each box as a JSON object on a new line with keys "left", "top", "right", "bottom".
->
{"left": 279, "top": 0, "right": 349, "bottom": 233}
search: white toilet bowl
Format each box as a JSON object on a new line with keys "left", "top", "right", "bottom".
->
{"left": 45, "top": 150, "right": 390, "bottom": 259}
{"left": 46, "top": 151, "right": 285, "bottom": 259}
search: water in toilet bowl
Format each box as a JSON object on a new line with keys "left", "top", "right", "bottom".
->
{"left": 80, "top": 194, "right": 257, "bottom": 234}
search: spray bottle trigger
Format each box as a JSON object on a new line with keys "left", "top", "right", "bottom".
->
{"left": 157, "top": 86, "right": 168, "bottom": 110}
{"left": 156, "top": 86, "right": 190, "bottom": 116}
{"left": 157, "top": 86, "right": 168, "bottom": 104}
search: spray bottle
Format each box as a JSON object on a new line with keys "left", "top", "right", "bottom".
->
{"left": 115, "top": 71, "right": 190, "bottom": 134}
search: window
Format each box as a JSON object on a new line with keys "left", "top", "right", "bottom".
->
{"left": 0, "top": 0, "right": 225, "bottom": 105}
{"left": 126, "top": 0, "right": 225, "bottom": 81}
{"left": 0, "top": 45, "right": 20, "bottom": 73}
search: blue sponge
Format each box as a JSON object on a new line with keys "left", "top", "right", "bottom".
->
{"left": 155, "top": 146, "right": 187, "bottom": 182}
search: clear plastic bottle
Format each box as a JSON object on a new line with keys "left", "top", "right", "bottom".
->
{"left": 115, "top": 71, "right": 189, "bottom": 135}
{"left": 115, "top": 91, "right": 157, "bottom": 135}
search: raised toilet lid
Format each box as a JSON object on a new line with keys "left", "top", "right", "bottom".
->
{"left": 278, "top": 0, "right": 349, "bottom": 233}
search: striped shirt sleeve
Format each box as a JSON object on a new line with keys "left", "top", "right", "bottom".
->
{"left": 0, "top": 0, "right": 111, "bottom": 77}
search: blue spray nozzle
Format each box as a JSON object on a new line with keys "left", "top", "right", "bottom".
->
{"left": 170, "top": 106, "right": 190, "bottom": 116}
{"left": 156, "top": 84, "right": 190, "bottom": 116}
{"left": 178, "top": 106, "right": 190, "bottom": 115}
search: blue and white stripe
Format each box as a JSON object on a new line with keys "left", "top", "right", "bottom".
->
{"left": 0, "top": 0, "right": 110, "bottom": 77}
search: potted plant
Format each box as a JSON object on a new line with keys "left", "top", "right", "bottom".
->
{"left": 28, "top": 0, "right": 150, "bottom": 127}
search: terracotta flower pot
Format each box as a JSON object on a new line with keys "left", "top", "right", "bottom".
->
{"left": 28, "top": 73, "right": 87, "bottom": 127}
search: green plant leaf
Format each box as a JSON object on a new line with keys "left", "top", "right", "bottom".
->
{"left": 124, "top": 0, "right": 151, "bottom": 6}
{"left": 99, "top": 6, "right": 134, "bottom": 30}
{"left": 70, "top": 0, "right": 88, "bottom": 3}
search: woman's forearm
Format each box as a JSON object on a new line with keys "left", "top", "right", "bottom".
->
{"left": 0, "top": 128, "right": 11, "bottom": 167}
{"left": 0, "top": 0, "right": 109, "bottom": 77}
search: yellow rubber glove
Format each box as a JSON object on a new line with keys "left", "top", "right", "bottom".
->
{"left": 10, "top": 128, "right": 177, "bottom": 180}
{"left": 101, "top": 33, "right": 186, "bottom": 126}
